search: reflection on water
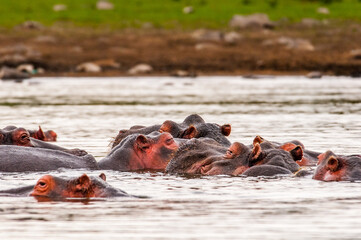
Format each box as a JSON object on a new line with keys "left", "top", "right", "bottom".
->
{"left": 0, "top": 76, "right": 361, "bottom": 239}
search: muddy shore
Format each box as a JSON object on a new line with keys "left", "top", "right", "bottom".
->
{"left": 0, "top": 21, "right": 361, "bottom": 78}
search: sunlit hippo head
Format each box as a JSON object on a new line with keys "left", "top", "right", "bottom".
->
{"left": 0, "top": 127, "right": 33, "bottom": 147}
{"left": 100, "top": 131, "right": 179, "bottom": 171}
{"left": 30, "top": 173, "right": 128, "bottom": 201}
{"left": 313, "top": 151, "right": 361, "bottom": 181}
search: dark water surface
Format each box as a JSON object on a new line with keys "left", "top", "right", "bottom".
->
{"left": 0, "top": 76, "right": 360, "bottom": 239}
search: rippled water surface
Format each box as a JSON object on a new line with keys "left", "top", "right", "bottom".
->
{"left": 0, "top": 76, "right": 361, "bottom": 239}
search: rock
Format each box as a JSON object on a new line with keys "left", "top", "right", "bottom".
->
{"left": 262, "top": 37, "right": 314, "bottom": 51}
{"left": 224, "top": 31, "right": 242, "bottom": 44}
{"left": 0, "top": 54, "right": 27, "bottom": 65}
{"left": 96, "top": 0, "right": 114, "bottom": 10}
{"left": 0, "top": 67, "right": 30, "bottom": 80}
{"left": 33, "top": 35, "right": 57, "bottom": 43}
{"left": 53, "top": 4, "right": 67, "bottom": 12}
{"left": 18, "top": 21, "right": 43, "bottom": 30}
{"left": 349, "top": 49, "right": 361, "bottom": 60}
{"left": 300, "top": 18, "right": 322, "bottom": 27}
{"left": 317, "top": 7, "right": 329, "bottom": 15}
{"left": 229, "top": 13, "right": 275, "bottom": 29}
{"left": 170, "top": 70, "right": 197, "bottom": 78}
{"left": 191, "top": 29, "right": 223, "bottom": 42}
{"left": 183, "top": 6, "right": 194, "bottom": 14}
{"left": 76, "top": 62, "right": 102, "bottom": 73}
{"left": 17, "top": 64, "right": 34, "bottom": 74}
{"left": 195, "top": 43, "right": 220, "bottom": 51}
{"left": 92, "top": 59, "right": 120, "bottom": 69}
{"left": 306, "top": 71, "right": 323, "bottom": 79}
{"left": 128, "top": 64, "right": 153, "bottom": 75}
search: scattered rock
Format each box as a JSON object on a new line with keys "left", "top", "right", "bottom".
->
{"left": 224, "top": 31, "right": 242, "bottom": 44}
{"left": 263, "top": 37, "right": 315, "bottom": 51}
{"left": 0, "top": 67, "right": 30, "bottom": 80}
{"left": 53, "top": 4, "right": 67, "bottom": 12}
{"left": 92, "top": 59, "right": 120, "bottom": 69}
{"left": 191, "top": 29, "right": 223, "bottom": 42}
{"left": 317, "top": 7, "right": 330, "bottom": 15}
{"left": 306, "top": 71, "right": 323, "bottom": 79}
{"left": 183, "top": 6, "right": 194, "bottom": 14}
{"left": 17, "top": 64, "right": 34, "bottom": 74}
{"left": 96, "top": 0, "right": 114, "bottom": 10}
{"left": 170, "top": 70, "right": 197, "bottom": 77}
{"left": 18, "top": 21, "right": 43, "bottom": 30}
{"left": 76, "top": 62, "right": 102, "bottom": 73}
{"left": 128, "top": 64, "right": 153, "bottom": 75}
{"left": 300, "top": 18, "right": 322, "bottom": 27}
{"left": 33, "top": 35, "right": 57, "bottom": 43}
{"left": 349, "top": 49, "right": 361, "bottom": 60}
{"left": 195, "top": 43, "right": 220, "bottom": 51}
{"left": 229, "top": 13, "right": 275, "bottom": 29}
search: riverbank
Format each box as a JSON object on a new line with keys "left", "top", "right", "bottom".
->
{"left": 0, "top": 20, "right": 361, "bottom": 78}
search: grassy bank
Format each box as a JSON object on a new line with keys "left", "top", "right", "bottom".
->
{"left": 0, "top": 0, "right": 361, "bottom": 29}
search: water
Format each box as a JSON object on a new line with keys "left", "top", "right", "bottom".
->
{"left": 0, "top": 76, "right": 360, "bottom": 239}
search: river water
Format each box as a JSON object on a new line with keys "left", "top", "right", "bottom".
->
{"left": 0, "top": 76, "right": 360, "bottom": 239}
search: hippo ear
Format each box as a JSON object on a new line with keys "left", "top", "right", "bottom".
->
{"left": 327, "top": 156, "right": 339, "bottom": 172}
{"left": 251, "top": 143, "right": 262, "bottom": 161}
{"left": 136, "top": 135, "right": 150, "bottom": 150}
{"left": 221, "top": 124, "right": 231, "bottom": 136}
{"left": 253, "top": 135, "right": 264, "bottom": 146}
{"left": 76, "top": 174, "right": 91, "bottom": 190}
{"left": 182, "top": 125, "right": 198, "bottom": 139}
{"left": 159, "top": 120, "right": 173, "bottom": 133}
{"left": 224, "top": 142, "right": 243, "bottom": 159}
{"left": 35, "top": 126, "right": 46, "bottom": 140}
{"left": 289, "top": 145, "right": 303, "bottom": 161}
{"left": 99, "top": 173, "right": 106, "bottom": 181}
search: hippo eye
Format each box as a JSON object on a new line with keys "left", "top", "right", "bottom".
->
{"left": 38, "top": 181, "right": 47, "bottom": 187}
{"left": 226, "top": 150, "right": 233, "bottom": 155}
{"left": 21, "top": 134, "right": 28, "bottom": 139}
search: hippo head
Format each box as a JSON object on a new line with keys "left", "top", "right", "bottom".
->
{"left": 101, "top": 131, "right": 179, "bottom": 171}
{"left": 29, "top": 126, "right": 57, "bottom": 142}
{"left": 166, "top": 139, "right": 249, "bottom": 175}
{"left": 160, "top": 120, "right": 231, "bottom": 146}
{"left": 30, "top": 173, "right": 116, "bottom": 201}
{"left": 279, "top": 142, "right": 313, "bottom": 166}
{"left": 312, "top": 151, "right": 361, "bottom": 181}
{"left": 0, "top": 127, "right": 33, "bottom": 147}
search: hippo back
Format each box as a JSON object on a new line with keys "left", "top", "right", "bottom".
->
{"left": 0, "top": 146, "right": 98, "bottom": 172}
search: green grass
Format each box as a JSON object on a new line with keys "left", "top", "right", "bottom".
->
{"left": 0, "top": 0, "right": 360, "bottom": 29}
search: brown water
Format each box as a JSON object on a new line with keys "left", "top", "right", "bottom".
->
{"left": 0, "top": 76, "right": 361, "bottom": 239}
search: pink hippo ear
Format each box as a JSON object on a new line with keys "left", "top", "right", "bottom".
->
{"left": 327, "top": 156, "right": 339, "bottom": 172}
{"left": 251, "top": 143, "right": 262, "bottom": 161}
{"left": 99, "top": 173, "right": 106, "bottom": 181}
{"left": 253, "top": 135, "right": 264, "bottom": 146}
{"left": 159, "top": 120, "right": 174, "bottom": 133}
{"left": 182, "top": 125, "right": 198, "bottom": 139}
{"left": 75, "top": 174, "right": 92, "bottom": 191}
{"left": 136, "top": 135, "right": 150, "bottom": 150}
{"left": 289, "top": 145, "right": 303, "bottom": 161}
{"left": 221, "top": 124, "right": 231, "bottom": 136}
{"left": 224, "top": 142, "right": 243, "bottom": 159}
{"left": 35, "top": 126, "right": 46, "bottom": 140}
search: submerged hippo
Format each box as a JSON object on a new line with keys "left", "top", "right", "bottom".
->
{"left": 0, "top": 173, "right": 129, "bottom": 201}
{"left": 111, "top": 114, "right": 231, "bottom": 148}
{"left": 0, "top": 126, "right": 86, "bottom": 156}
{"left": 0, "top": 145, "right": 98, "bottom": 172}
{"left": 100, "top": 131, "right": 180, "bottom": 171}
{"left": 313, "top": 150, "right": 361, "bottom": 181}
{"left": 28, "top": 126, "right": 57, "bottom": 142}
{"left": 166, "top": 136, "right": 301, "bottom": 177}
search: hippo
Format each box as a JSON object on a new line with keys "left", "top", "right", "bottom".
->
{"left": 313, "top": 150, "right": 361, "bottom": 181}
{"left": 28, "top": 126, "right": 57, "bottom": 142}
{"left": 166, "top": 136, "right": 301, "bottom": 177}
{"left": 253, "top": 135, "right": 320, "bottom": 166}
{"left": 111, "top": 114, "right": 231, "bottom": 148}
{"left": 0, "top": 145, "right": 98, "bottom": 172}
{"left": 0, "top": 126, "right": 87, "bottom": 156}
{"left": 99, "top": 131, "right": 180, "bottom": 171}
{"left": 0, "top": 173, "right": 129, "bottom": 201}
